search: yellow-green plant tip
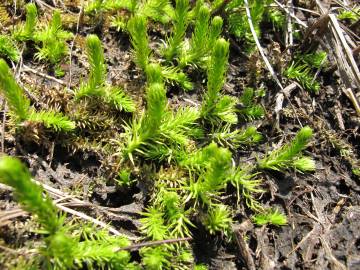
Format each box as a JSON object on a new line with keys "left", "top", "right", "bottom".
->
{"left": 253, "top": 209, "right": 287, "bottom": 226}
{"left": 298, "top": 126, "right": 313, "bottom": 139}
{"left": 293, "top": 157, "right": 316, "bottom": 172}
{"left": 0, "top": 59, "right": 30, "bottom": 122}
{"left": 213, "top": 38, "right": 229, "bottom": 58}
{"left": 145, "top": 63, "right": 163, "bottom": 84}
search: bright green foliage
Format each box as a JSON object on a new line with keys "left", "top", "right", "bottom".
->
{"left": 284, "top": 62, "right": 320, "bottom": 93}
{"left": 0, "top": 59, "right": 75, "bottom": 131}
{"left": 139, "top": 0, "right": 173, "bottom": 24}
{"left": 203, "top": 204, "right": 232, "bottom": 235}
{"left": 72, "top": 236, "right": 132, "bottom": 269}
{"left": 85, "top": 34, "right": 106, "bottom": 92}
{"left": 161, "top": 66, "right": 193, "bottom": 91}
{"left": 194, "top": 264, "right": 208, "bottom": 270}
{"left": 0, "top": 156, "right": 63, "bottom": 234}
{"left": 140, "top": 247, "right": 170, "bottom": 270}
{"left": 127, "top": 15, "right": 151, "bottom": 71}
{"left": 265, "top": 8, "right": 286, "bottom": 30}
{"left": 34, "top": 10, "right": 73, "bottom": 76}
{"left": 230, "top": 166, "right": 263, "bottom": 210}
{"left": 285, "top": 51, "right": 327, "bottom": 93}
{"left": 212, "top": 125, "right": 262, "bottom": 149}
{"left": 253, "top": 208, "right": 287, "bottom": 226}
{"left": 140, "top": 207, "right": 168, "bottom": 240}
{"left": 0, "top": 35, "right": 20, "bottom": 62}
{"left": 124, "top": 64, "right": 200, "bottom": 162}
{"left": 28, "top": 110, "right": 76, "bottom": 132}
{"left": 13, "top": 3, "right": 38, "bottom": 41}
{"left": 225, "top": 0, "right": 273, "bottom": 52}
{"left": 201, "top": 38, "right": 237, "bottom": 124}
{"left": 180, "top": 142, "right": 232, "bottom": 205}
{"left": 337, "top": 7, "right": 360, "bottom": 22}
{"left": 86, "top": 0, "right": 172, "bottom": 23}
{"left": 302, "top": 51, "right": 327, "bottom": 69}
{"left": 76, "top": 35, "right": 135, "bottom": 112}
{"left": 157, "top": 190, "right": 193, "bottom": 237}
{"left": 0, "top": 156, "right": 136, "bottom": 269}
{"left": 259, "top": 126, "right": 315, "bottom": 172}
{"left": 163, "top": 0, "right": 190, "bottom": 60}
{"left": 238, "top": 87, "right": 265, "bottom": 120}
{"left": 179, "top": 5, "right": 210, "bottom": 67}
{"left": 0, "top": 59, "right": 30, "bottom": 122}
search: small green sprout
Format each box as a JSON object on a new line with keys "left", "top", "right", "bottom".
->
{"left": 127, "top": 15, "right": 151, "bottom": 71}
{"left": 201, "top": 38, "right": 237, "bottom": 124}
{"left": 0, "top": 35, "right": 20, "bottom": 62}
{"left": 203, "top": 204, "right": 232, "bottom": 235}
{"left": 140, "top": 246, "right": 170, "bottom": 270}
{"left": 13, "top": 3, "right": 38, "bottom": 41}
{"left": 75, "top": 34, "right": 135, "bottom": 112}
{"left": 253, "top": 208, "right": 287, "bottom": 226}
{"left": 259, "top": 126, "right": 315, "bottom": 172}
{"left": 140, "top": 207, "right": 168, "bottom": 240}
{"left": 163, "top": 0, "right": 190, "bottom": 60}
{"left": 0, "top": 59, "right": 75, "bottom": 132}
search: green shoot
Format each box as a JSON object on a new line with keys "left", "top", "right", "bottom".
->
{"left": 0, "top": 59, "right": 30, "bottom": 122}
{"left": 161, "top": 65, "right": 193, "bottom": 91}
{"left": 179, "top": 5, "right": 210, "bottom": 67}
{"left": 180, "top": 142, "right": 232, "bottom": 205}
{"left": 252, "top": 208, "right": 287, "bottom": 226}
{"left": 76, "top": 34, "right": 135, "bottom": 112}
{"left": 259, "top": 126, "right": 315, "bottom": 172}
{"left": 226, "top": 0, "right": 272, "bottom": 52}
{"left": 0, "top": 156, "right": 63, "bottom": 234}
{"left": 0, "top": 156, "right": 135, "bottom": 269}
{"left": 230, "top": 166, "right": 263, "bottom": 211}
{"left": 0, "top": 35, "right": 20, "bottom": 62}
{"left": 284, "top": 62, "right": 320, "bottom": 93}
{"left": 127, "top": 15, "right": 151, "bottom": 71}
{"left": 139, "top": 0, "right": 173, "bottom": 24}
{"left": 238, "top": 87, "right": 265, "bottom": 120}
{"left": 140, "top": 207, "right": 168, "bottom": 240}
{"left": 0, "top": 59, "right": 75, "bottom": 131}
{"left": 203, "top": 204, "right": 232, "bottom": 235}
{"left": 34, "top": 10, "right": 73, "bottom": 76}
{"left": 212, "top": 125, "right": 262, "bottom": 149}
{"left": 124, "top": 64, "right": 199, "bottom": 162}
{"left": 13, "top": 3, "right": 38, "bottom": 41}
{"left": 163, "top": 0, "right": 190, "bottom": 61}
{"left": 337, "top": 7, "right": 360, "bottom": 23}
{"left": 140, "top": 246, "right": 170, "bottom": 270}
{"left": 201, "top": 38, "right": 237, "bottom": 124}
{"left": 28, "top": 110, "right": 76, "bottom": 132}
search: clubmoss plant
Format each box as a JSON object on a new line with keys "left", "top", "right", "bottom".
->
{"left": 13, "top": 3, "right": 38, "bottom": 41}
{"left": 252, "top": 208, "right": 287, "bottom": 226}
{"left": 127, "top": 15, "right": 151, "bottom": 71}
{"left": 259, "top": 126, "right": 316, "bottom": 172}
{"left": 0, "top": 59, "right": 75, "bottom": 131}
{"left": 284, "top": 62, "right": 320, "bottom": 93}
{"left": 75, "top": 34, "right": 135, "bottom": 112}
{"left": 201, "top": 38, "right": 237, "bottom": 124}
{"left": 0, "top": 35, "right": 20, "bottom": 62}
{"left": 179, "top": 5, "right": 210, "bottom": 67}
{"left": 203, "top": 204, "right": 232, "bottom": 235}
{"left": 162, "top": 0, "right": 190, "bottom": 61}
{"left": 124, "top": 63, "right": 200, "bottom": 162}
{"left": 238, "top": 87, "right": 265, "bottom": 120}
{"left": 34, "top": 10, "right": 73, "bottom": 76}
{"left": 0, "top": 156, "right": 136, "bottom": 269}
{"left": 212, "top": 125, "right": 263, "bottom": 149}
